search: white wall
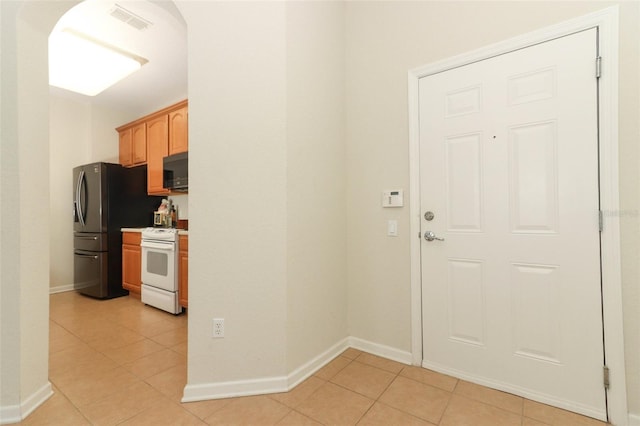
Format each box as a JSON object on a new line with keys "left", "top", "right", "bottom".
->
{"left": 285, "top": 1, "right": 348, "bottom": 371}
{"left": 0, "top": 0, "right": 62, "bottom": 421}
{"left": 49, "top": 96, "right": 89, "bottom": 290}
{"left": 180, "top": 1, "right": 349, "bottom": 396}
{"left": 344, "top": 0, "right": 640, "bottom": 418}
{"left": 181, "top": 1, "right": 290, "bottom": 388}
{"left": 48, "top": 96, "right": 137, "bottom": 291}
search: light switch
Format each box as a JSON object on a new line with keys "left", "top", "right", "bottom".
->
{"left": 388, "top": 220, "right": 398, "bottom": 237}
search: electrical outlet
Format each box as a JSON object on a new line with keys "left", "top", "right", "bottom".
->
{"left": 212, "top": 318, "right": 224, "bottom": 338}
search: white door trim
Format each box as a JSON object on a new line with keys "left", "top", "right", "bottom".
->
{"left": 408, "top": 6, "right": 628, "bottom": 425}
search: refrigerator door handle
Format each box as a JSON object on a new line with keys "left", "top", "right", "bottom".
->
{"left": 76, "top": 170, "right": 86, "bottom": 227}
{"left": 75, "top": 253, "right": 99, "bottom": 260}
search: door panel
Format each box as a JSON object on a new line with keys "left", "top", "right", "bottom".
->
{"left": 419, "top": 29, "right": 605, "bottom": 419}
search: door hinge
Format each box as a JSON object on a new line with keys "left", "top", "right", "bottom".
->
{"left": 596, "top": 56, "right": 602, "bottom": 79}
{"left": 603, "top": 365, "right": 610, "bottom": 389}
{"left": 418, "top": 231, "right": 422, "bottom": 239}
{"left": 599, "top": 210, "right": 604, "bottom": 232}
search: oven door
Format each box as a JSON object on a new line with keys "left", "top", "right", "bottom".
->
{"left": 141, "top": 240, "right": 177, "bottom": 292}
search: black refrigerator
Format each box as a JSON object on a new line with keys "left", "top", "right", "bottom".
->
{"left": 73, "top": 162, "right": 162, "bottom": 299}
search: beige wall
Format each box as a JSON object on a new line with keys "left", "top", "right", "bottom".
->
{"left": 1, "top": 0, "right": 61, "bottom": 418}
{"left": 285, "top": 1, "right": 348, "bottom": 371}
{"left": 181, "top": 0, "right": 350, "bottom": 389}
{"left": 49, "top": 96, "right": 89, "bottom": 290}
{"left": 344, "top": 0, "right": 640, "bottom": 417}
{"left": 2, "top": 0, "right": 639, "bottom": 422}
{"left": 181, "top": 1, "right": 290, "bottom": 384}
{"left": 48, "top": 96, "right": 132, "bottom": 290}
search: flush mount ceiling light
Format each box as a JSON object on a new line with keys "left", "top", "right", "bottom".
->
{"left": 49, "top": 29, "right": 148, "bottom": 96}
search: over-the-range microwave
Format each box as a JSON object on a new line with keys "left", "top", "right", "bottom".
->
{"left": 163, "top": 152, "right": 188, "bottom": 192}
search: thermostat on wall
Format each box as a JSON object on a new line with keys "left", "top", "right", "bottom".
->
{"left": 382, "top": 189, "right": 404, "bottom": 207}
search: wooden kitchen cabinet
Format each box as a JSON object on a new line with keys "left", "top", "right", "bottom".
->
{"left": 169, "top": 106, "right": 188, "bottom": 155}
{"left": 146, "top": 115, "right": 170, "bottom": 195}
{"left": 131, "top": 123, "right": 147, "bottom": 164}
{"left": 116, "top": 100, "right": 188, "bottom": 194}
{"left": 119, "top": 128, "right": 133, "bottom": 166}
{"left": 122, "top": 232, "right": 142, "bottom": 294}
{"left": 117, "top": 123, "right": 147, "bottom": 166}
{"left": 178, "top": 234, "right": 188, "bottom": 308}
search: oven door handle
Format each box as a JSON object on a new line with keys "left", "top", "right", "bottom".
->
{"left": 141, "top": 240, "right": 176, "bottom": 251}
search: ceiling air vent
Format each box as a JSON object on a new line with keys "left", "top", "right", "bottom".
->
{"left": 110, "top": 4, "right": 152, "bottom": 31}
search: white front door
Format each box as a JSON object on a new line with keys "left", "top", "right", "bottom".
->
{"left": 419, "top": 28, "right": 606, "bottom": 419}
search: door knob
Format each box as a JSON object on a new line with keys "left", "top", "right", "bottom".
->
{"left": 424, "top": 231, "right": 444, "bottom": 242}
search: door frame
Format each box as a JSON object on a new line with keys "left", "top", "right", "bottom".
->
{"left": 407, "top": 6, "right": 628, "bottom": 424}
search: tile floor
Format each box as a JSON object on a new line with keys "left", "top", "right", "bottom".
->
{"left": 17, "top": 291, "right": 607, "bottom": 425}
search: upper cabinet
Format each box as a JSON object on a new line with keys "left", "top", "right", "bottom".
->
{"left": 169, "top": 106, "right": 188, "bottom": 155}
{"left": 146, "top": 115, "right": 169, "bottom": 195}
{"left": 118, "top": 122, "right": 147, "bottom": 166}
{"left": 117, "top": 100, "right": 188, "bottom": 194}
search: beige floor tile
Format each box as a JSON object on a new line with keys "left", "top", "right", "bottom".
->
{"left": 134, "top": 316, "right": 186, "bottom": 338}
{"left": 269, "top": 376, "right": 325, "bottom": 408}
{"left": 181, "top": 398, "right": 233, "bottom": 420}
{"left": 85, "top": 325, "right": 146, "bottom": 352}
{"left": 49, "top": 328, "right": 85, "bottom": 354}
{"left": 276, "top": 410, "right": 322, "bottom": 425}
{"left": 55, "top": 366, "right": 142, "bottom": 407}
{"left": 440, "top": 394, "right": 522, "bottom": 426}
{"left": 203, "top": 395, "right": 290, "bottom": 425}
{"left": 355, "top": 352, "right": 406, "bottom": 374}
{"left": 119, "top": 400, "right": 206, "bottom": 425}
{"left": 102, "top": 338, "right": 165, "bottom": 365}
{"left": 77, "top": 381, "right": 165, "bottom": 425}
{"left": 330, "top": 360, "right": 396, "bottom": 399}
{"left": 378, "top": 376, "right": 451, "bottom": 424}
{"left": 454, "top": 380, "right": 523, "bottom": 415}
{"left": 313, "top": 355, "right": 352, "bottom": 380}
{"left": 358, "top": 402, "right": 435, "bottom": 426}
{"left": 400, "top": 365, "right": 458, "bottom": 392}
{"left": 296, "top": 382, "right": 374, "bottom": 425}
{"left": 523, "top": 418, "right": 551, "bottom": 426}
{"left": 172, "top": 341, "right": 189, "bottom": 355}
{"left": 18, "top": 390, "right": 90, "bottom": 426}
{"left": 523, "top": 400, "right": 607, "bottom": 426}
{"left": 49, "top": 345, "right": 119, "bottom": 382}
{"left": 145, "top": 363, "right": 187, "bottom": 402}
{"left": 41, "top": 293, "right": 613, "bottom": 426}
{"left": 150, "top": 326, "right": 188, "bottom": 347}
{"left": 341, "top": 347, "right": 363, "bottom": 360}
{"left": 57, "top": 316, "right": 119, "bottom": 342}
{"left": 123, "top": 348, "right": 186, "bottom": 379}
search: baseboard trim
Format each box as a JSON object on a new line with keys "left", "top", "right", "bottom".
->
{"left": 348, "top": 337, "right": 413, "bottom": 365}
{"left": 286, "top": 337, "right": 350, "bottom": 389}
{"left": 182, "top": 337, "right": 350, "bottom": 402}
{"left": 181, "top": 336, "right": 411, "bottom": 403}
{"left": 49, "top": 284, "right": 74, "bottom": 294}
{"left": 629, "top": 412, "right": 640, "bottom": 426}
{"left": 0, "top": 382, "right": 53, "bottom": 425}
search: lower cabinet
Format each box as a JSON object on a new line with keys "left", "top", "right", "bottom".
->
{"left": 179, "top": 234, "right": 188, "bottom": 308}
{"left": 122, "top": 232, "right": 142, "bottom": 294}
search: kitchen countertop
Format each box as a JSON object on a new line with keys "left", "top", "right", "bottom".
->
{"left": 121, "top": 227, "right": 188, "bottom": 235}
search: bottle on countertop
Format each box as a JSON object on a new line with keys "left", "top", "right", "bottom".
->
{"left": 170, "top": 206, "right": 177, "bottom": 228}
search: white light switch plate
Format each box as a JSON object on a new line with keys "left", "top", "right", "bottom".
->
{"left": 388, "top": 220, "right": 398, "bottom": 236}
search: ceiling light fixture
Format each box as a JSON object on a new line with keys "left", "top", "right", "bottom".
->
{"left": 48, "top": 29, "right": 148, "bottom": 97}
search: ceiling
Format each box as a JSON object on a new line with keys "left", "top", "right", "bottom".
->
{"left": 50, "top": 0, "right": 187, "bottom": 118}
